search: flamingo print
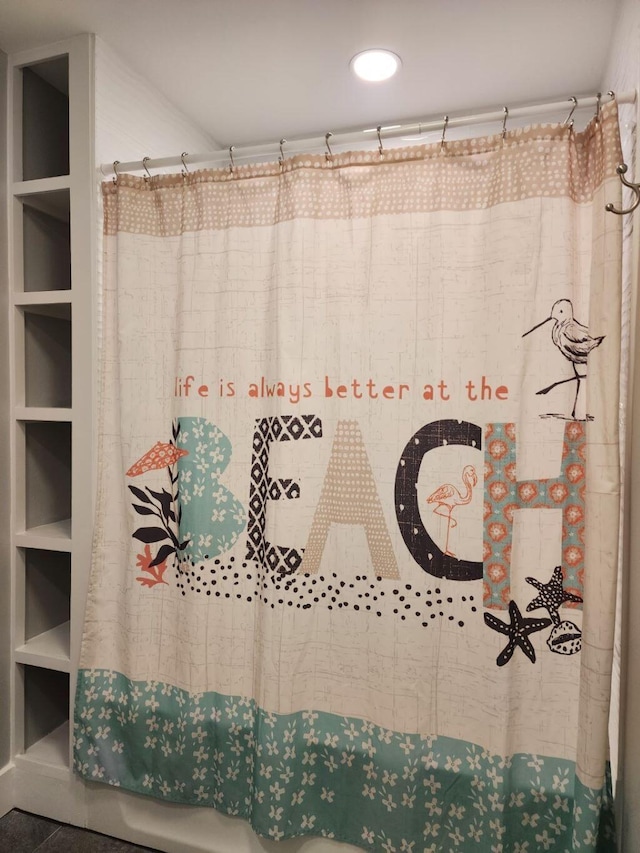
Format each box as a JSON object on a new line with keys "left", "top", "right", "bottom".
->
{"left": 426, "top": 465, "right": 478, "bottom": 557}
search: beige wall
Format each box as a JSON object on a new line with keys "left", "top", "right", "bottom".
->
{"left": 0, "top": 46, "right": 10, "bottom": 769}
{"left": 602, "top": 0, "right": 640, "bottom": 848}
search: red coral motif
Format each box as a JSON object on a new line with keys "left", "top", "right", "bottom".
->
{"left": 136, "top": 544, "right": 169, "bottom": 587}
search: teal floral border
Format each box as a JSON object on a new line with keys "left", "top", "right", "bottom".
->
{"left": 74, "top": 670, "right": 615, "bottom": 852}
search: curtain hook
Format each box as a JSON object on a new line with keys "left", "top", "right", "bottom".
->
{"left": 377, "top": 125, "right": 384, "bottom": 156}
{"left": 279, "top": 138, "right": 287, "bottom": 170}
{"left": 142, "top": 156, "right": 152, "bottom": 182}
{"left": 564, "top": 97, "right": 577, "bottom": 127}
{"left": 229, "top": 146, "right": 236, "bottom": 174}
{"left": 594, "top": 92, "right": 602, "bottom": 123}
{"left": 325, "top": 132, "right": 333, "bottom": 162}
{"left": 112, "top": 160, "right": 120, "bottom": 185}
{"left": 501, "top": 107, "right": 509, "bottom": 143}
{"left": 181, "top": 152, "right": 189, "bottom": 175}
{"left": 440, "top": 115, "right": 449, "bottom": 151}
{"left": 607, "top": 90, "right": 615, "bottom": 103}
{"left": 606, "top": 163, "right": 640, "bottom": 216}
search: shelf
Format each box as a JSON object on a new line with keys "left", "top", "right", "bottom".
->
{"left": 16, "top": 722, "right": 69, "bottom": 773}
{"left": 14, "top": 176, "right": 71, "bottom": 209}
{"left": 16, "top": 407, "right": 72, "bottom": 422}
{"left": 21, "top": 58, "right": 69, "bottom": 182}
{"left": 16, "top": 622, "right": 71, "bottom": 672}
{"left": 23, "top": 421, "right": 72, "bottom": 531}
{"left": 14, "top": 293, "right": 71, "bottom": 319}
{"left": 21, "top": 666, "right": 69, "bottom": 762}
{"left": 15, "top": 519, "right": 72, "bottom": 551}
{"left": 19, "top": 191, "right": 71, "bottom": 292}
{"left": 20, "top": 545, "right": 71, "bottom": 644}
{"left": 16, "top": 185, "right": 71, "bottom": 224}
{"left": 20, "top": 307, "right": 72, "bottom": 408}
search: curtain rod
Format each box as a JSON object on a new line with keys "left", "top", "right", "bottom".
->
{"left": 102, "top": 90, "right": 636, "bottom": 177}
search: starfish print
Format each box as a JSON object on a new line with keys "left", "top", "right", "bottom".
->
{"left": 484, "top": 600, "right": 551, "bottom": 666}
{"left": 526, "top": 566, "right": 583, "bottom": 625}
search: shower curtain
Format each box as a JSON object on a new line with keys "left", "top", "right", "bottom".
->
{"left": 75, "top": 102, "right": 623, "bottom": 853}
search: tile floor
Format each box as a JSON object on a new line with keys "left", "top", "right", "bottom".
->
{"left": 0, "top": 809, "right": 162, "bottom": 853}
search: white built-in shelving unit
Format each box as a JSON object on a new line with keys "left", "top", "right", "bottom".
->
{"left": 8, "top": 34, "right": 95, "bottom": 817}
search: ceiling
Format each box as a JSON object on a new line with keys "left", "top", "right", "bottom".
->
{"left": 0, "top": 0, "right": 622, "bottom": 148}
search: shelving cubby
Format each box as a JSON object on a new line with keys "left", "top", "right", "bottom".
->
{"left": 18, "top": 666, "right": 70, "bottom": 770}
{"left": 19, "top": 56, "right": 69, "bottom": 183}
{"left": 14, "top": 189, "right": 71, "bottom": 293}
{"left": 14, "top": 548, "right": 71, "bottom": 672}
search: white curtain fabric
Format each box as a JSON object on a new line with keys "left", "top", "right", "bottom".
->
{"left": 76, "top": 103, "right": 623, "bottom": 853}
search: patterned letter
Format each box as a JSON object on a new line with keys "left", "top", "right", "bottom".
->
{"left": 483, "top": 422, "right": 585, "bottom": 609}
{"left": 300, "top": 420, "right": 399, "bottom": 578}
{"left": 395, "top": 419, "right": 483, "bottom": 581}
{"left": 176, "top": 417, "right": 247, "bottom": 564}
{"left": 246, "top": 414, "right": 323, "bottom": 575}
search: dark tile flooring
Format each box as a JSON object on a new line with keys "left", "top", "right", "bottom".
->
{"left": 0, "top": 809, "right": 162, "bottom": 853}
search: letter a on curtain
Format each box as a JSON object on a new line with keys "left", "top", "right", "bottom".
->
{"left": 75, "top": 103, "right": 624, "bottom": 852}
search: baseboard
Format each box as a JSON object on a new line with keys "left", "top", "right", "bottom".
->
{"left": 0, "top": 762, "right": 14, "bottom": 818}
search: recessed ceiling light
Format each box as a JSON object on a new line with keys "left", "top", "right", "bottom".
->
{"left": 351, "top": 49, "right": 401, "bottom": 82}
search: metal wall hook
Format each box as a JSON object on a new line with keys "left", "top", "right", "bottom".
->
{"left": 564, "top": 96, "right": 577, "bottom": 127}
{"left": 279, "top": 138, "right": 287, "bottom": 169}
{"left": 501, "top": 107, "right": 509, "bottom": 142}
{"left": 377, "top": 125, "right": 384, "bottom": 155}
{"left": 180, "top": 152, "right": 189, "bottom": 175}
{"left": 325, "top": 132, "right": 333, "bottom": 162}
{"left": 440, "top": 115, "right": 449, "bottom": 151}
{"left": 112, "top": 160, "right": 120, "bottom": 184}
{"left": 606, "top": 163, "right": 640, "bottom": 216}
{"left": 142, "top": 156, "right": 152, "bottom": 181}
{"left": 229, "top": 146, "right": 236, "bottom": 173}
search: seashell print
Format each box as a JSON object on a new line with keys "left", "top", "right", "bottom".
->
{"left": 546, "top": 620, "right": 582, "bottom": 655}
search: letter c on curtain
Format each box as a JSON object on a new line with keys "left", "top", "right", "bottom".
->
{"left": 394, "top": 419, "right": 483, "bottom": 581}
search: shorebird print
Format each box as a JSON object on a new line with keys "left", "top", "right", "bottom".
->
{"left": 522, "top": 299, "right": 604, "bottom": 419}
{"left": 426, "top": 464, "right": 477, "bottom": 557}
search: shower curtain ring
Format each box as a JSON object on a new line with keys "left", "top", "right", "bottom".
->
{"left": 229, "top": 146, "right": 236, "bottom": 174}
{"left": 325, "top": 132, "right": 333, "bottom": 162}
{"left": 440, "top": 115, "right": 449, "bottom": 151}
{"left": 112, "top": 160, "right": 120, "bottom": 184}
{"left": 594, "top": 92, "right": 602, "bottom": 122}
{"left": 142, "top": 156, "right": 152, "bottom": 182}
{"left": 564, "top": 97, "right": 577, "bottom": 127}
{"left": 377, "top": 126, "right": 384, "bottom": 156}
{"left": 181, "top": 152, "right": 189, "bottom": 175}
{"left": 279, "top": 138, "right": 287, "bottom": 169}
{"left": 501, "top": 107, "right": 509, "bottom": 143}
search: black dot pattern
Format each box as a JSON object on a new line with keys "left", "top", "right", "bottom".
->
{"left": 175, "top": 560, "right": 474, "bottom": 626}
